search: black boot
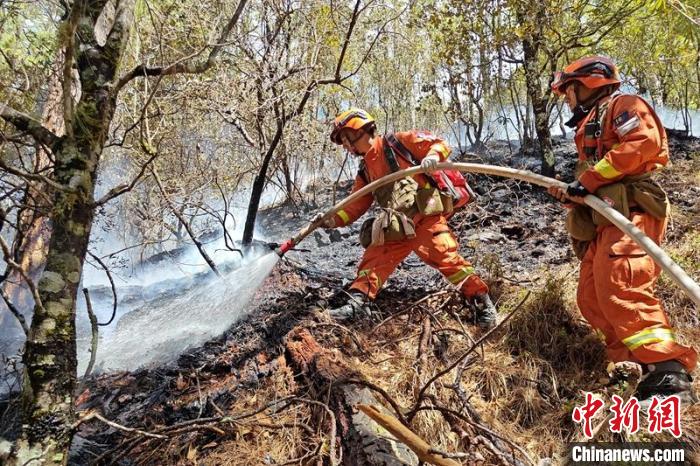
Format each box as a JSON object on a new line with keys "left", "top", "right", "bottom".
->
{"left": 328, "top": 291, "right": 372, "bottom": 320}
{"left": 469, "top": 293, "right": 497, "bottom": 330}
{"left": 635, "top": 360, "right": 697, "bottom": 406}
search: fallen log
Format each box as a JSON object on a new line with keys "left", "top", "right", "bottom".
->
{"left": 285, "top": 327, "right": 419, "bottom": 465}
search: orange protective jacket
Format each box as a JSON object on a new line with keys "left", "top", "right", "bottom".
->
{"left": 572, "top": 94, "right": 697, "bottom": 371}
{"left": 332, "top": 131, "right": 451, "bottom": 227}
{"left": 575, "top": 94, "right": 668, "bottom": 192}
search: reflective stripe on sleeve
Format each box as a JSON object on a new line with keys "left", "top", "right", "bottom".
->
{"left": 622, "top": 328, "right": 677, "bottom": 351}
{"left": 594, "top": 158, "right": 623, "bottom": 179}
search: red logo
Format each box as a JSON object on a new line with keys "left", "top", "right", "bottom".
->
{"left": 572, "top": 393, "right": 605, "bottom": 438}
{"left": 648, "top": 395, "right": 682, "bottom": 438}
{"left": 573, "top": 393, "right": 684, "bottom": 438}
{"left": 609, "top": 394, "right": 640, "bottom": 435}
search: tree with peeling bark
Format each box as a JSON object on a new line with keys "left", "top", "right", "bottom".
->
{"left": 0, "top": 2, "right": 64, "bottom": 350}
{"left": 0, "top": 0, "right": 250, "bottom": 462}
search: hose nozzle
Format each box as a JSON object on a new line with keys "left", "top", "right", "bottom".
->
{"left": 275, "top": 239, "right": 295, "bottom": 256}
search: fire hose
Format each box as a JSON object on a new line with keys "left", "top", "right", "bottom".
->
{"left": 274, "top": 162, "right": 700, "bottom": 308}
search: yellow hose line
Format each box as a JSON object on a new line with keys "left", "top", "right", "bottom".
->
{"left": 289, "top": 162, "right": 700, "bottom": 308}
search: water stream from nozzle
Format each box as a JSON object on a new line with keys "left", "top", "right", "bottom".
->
{"left": 79, "top": 250, "right": 280, "bottom": 373}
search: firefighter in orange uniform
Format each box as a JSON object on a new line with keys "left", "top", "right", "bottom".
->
{"left": 549, "top": 56, "right": 697, "bottom": 403}
{"left": 319, "top": 108, "right": 497, "bottom": 329}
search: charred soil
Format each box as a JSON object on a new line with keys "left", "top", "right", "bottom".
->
{"left": 51, "top": 135, "right": 700, "bottom": 464}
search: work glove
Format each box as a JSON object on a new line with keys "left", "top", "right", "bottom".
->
{"left": 311, "top": 212, "right": 336, "bottom": 229}
{"left": 421, "top": 153, "right": 441, "bottom": 174}
{"left": 566, "top": 180, "right": 590, "bottom": 198}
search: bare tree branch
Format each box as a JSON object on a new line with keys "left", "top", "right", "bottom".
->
{"left": 0, "top": 103, "right": 58, "bottom": 147}
{"left": 284, "top": 0, "right": 363, "bottom": 124}
{"left": 81, "top": 288, "right": 98, "bottom": 379}
{"left": 93, "top": 150, "right": 159, "bottom": 206}
{"left": 333, "top": 0, "right": 362, "bottom": 79}
{"left": 151, "top": 167, "right": 222, "bottom": 277}
{"left": 217, "top": 110, "right": 256, "bottom": 147}
{"left": 0, "top": 286, "right": 29, "bottom": 335}
{"left": 86, "top": 251, "right": 118, "bottom": 326}
{"left": 0, "top": 234, "right": 45, "bottom": 313}
{"left": 71, "top": 410, "right": 168, "bottom": 439}
{"left": 408, "top": 291, "right": 531, "bottom": 421}
{"left": 0, "top": 158, "right": 70, "bottom": 193}
{"left": 114, "top": 0, "right": 249, "bottom": 93}
{"left": 668, "top": 0, "right": 700, "bottom": 27}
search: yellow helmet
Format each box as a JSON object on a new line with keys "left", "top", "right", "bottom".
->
{"left": 330, "top": 108, "right": 375, "bottom": 144}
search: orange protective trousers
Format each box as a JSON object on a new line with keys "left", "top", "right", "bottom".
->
{"left": 577, "top": 212, "right": 697, "bottom": 371}
{"left": 349, "top": 215, "right": 488, "bottom": 300}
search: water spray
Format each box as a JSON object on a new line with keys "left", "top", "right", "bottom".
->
{"left": 273, "top": 161, "right": 700, "bottom": 308}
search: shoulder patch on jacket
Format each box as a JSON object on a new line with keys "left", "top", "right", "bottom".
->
{"left": 613, "top": 110, "right": 640, "bottom": 137}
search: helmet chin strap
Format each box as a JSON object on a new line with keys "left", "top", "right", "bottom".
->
{"left": 347, "top": 145, "right": 365, "bottom": 156}
{"left": 565, "top": 105, "right": 590, "bottom": 128}
{"left": 564, "top": 85, "right": 616, "bottom": 128}
{"left": 579, "top": 85, "right": 615, "bottom": 108}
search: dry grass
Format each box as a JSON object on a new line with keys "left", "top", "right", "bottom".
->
{"left": 179, "top": 157, "right": 700, "bottom": 465}
{"left": 191, "top": 247, "right": 697, "bottom": 464}
{"left": 658, "top": 230, "right": 700, "bottom": 329}
{"left": 189, "top": 260, "right": 697, "bottom": 464}
{"left": 336, "top": 273, "right": 606, "bottom": 461}
{"left": 197, "top": 362, "right": 315, "bottom": 466}
{"left": 505, "top": 276, "right": 607, "bottom": 374}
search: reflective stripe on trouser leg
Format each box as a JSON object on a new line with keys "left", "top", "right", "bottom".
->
{"left": 591, "top": 213, "right": 696, "bottom": 371}
{"left": 622, "top": 328, "right": 677, "bottom": 351}
{"left": 447, "top": 266, "right": 475, "bottom": 285}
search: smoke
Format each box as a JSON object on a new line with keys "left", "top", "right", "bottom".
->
{"left": 655, "top": 106, "right": 700, "bottom": 136}
{"left": 73, "top": 174, "right": 285, "bottom": 372}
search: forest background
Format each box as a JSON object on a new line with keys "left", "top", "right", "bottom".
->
{"left": 1, "top": 0, "right": 699, "bottom": 462}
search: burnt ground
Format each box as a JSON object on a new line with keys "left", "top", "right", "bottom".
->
{"left": 5, "top": 134, "right": 700, "bottom": 465}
